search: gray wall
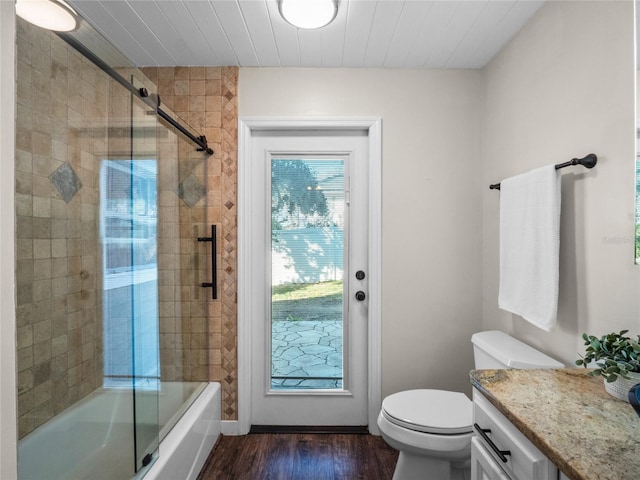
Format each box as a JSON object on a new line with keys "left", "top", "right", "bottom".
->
{"left": 239, "top": 0, "right": 637, "bottom": 398}
{"left": 239, "top": 68, "right": 484, "bottom": 398}
{"left": 482, "top": 0, "right": 638, "bottom": 365}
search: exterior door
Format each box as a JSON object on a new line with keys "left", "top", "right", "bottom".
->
{"left": 248, "top": 129, "right": 370, "bottom": 426}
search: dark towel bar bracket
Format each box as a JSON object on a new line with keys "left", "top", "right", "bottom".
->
{"left": 198, "top": 225, "right": 217, "bottom": 300}
{"left": 489, "top": 153, "right": 597, "bottom": 190}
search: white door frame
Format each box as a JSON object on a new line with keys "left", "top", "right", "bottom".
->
{"left": 0, "top": 2, "right": 18, "bottom": 477}
{"left": 237, "top": 117, "right": 382, "bottom": 436}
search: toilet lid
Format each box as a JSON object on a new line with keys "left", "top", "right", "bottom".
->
{"left": 382, "top": 389, "right": 473, "bottom": 435}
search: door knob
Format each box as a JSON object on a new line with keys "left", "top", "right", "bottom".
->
{"left": 355, "top": 291, "right": 366, "bottom": 301}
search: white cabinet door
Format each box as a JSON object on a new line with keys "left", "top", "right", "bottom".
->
{"left": 473, "top": 389, "right": 557, "bottom": 480}
{"left": 471, "top": 437, "right": 511, "bottom": 480}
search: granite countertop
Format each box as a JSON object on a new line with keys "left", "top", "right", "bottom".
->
{"left": 470, "top": 368, "right": 640, "bottom": 480}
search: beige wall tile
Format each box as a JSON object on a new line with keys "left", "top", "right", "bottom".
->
{"left": 16, "top": 26, "right": 240, "bottom": 435}
{"left": 15, "top": 21, "right": 106, "bottom": 439}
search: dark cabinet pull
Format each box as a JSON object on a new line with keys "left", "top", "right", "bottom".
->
{"left": 197, "top": 225, "right": 217, "bottom": 300}
{"left": 474, "top": 423, "right": 511, "bottom": 463}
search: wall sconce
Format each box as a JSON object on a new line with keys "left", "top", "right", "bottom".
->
{"left": 15, "top": 0, "right": 79, "bottom": 32}
{"left": 279, "top": 0, "right": 338, "bottom": 29}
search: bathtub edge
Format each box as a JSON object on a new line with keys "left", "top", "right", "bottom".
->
{"left": 143, "top": 382, "right": 221, "bottom": 480}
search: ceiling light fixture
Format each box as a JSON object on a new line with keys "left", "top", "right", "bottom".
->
{"left": 279, "top": 0, "right": 338, "bottom": 30}
{"left": 15, "top": 0, "right": 79, "bottom": 32}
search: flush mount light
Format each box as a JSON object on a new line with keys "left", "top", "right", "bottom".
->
{"left": 15, "top": 0, "right": 79, "bottom": 32}
{"left": 279, "top": 0, "right": 338, "bottom": 29}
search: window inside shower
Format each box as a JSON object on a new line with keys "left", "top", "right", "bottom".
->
{"left": 100, "top": 159, "right": 160, "bottom": 389}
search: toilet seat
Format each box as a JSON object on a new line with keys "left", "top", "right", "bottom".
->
{"left": 381, "top": 389, "right": 473, "bottom": 435}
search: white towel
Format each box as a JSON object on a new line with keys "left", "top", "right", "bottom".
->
{"left": 498, "top": 164, "right": 561, "bottom": 331}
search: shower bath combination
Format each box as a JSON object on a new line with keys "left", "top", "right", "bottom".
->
{"left": 14, "top": 12, "right": 223, "bottom": 480}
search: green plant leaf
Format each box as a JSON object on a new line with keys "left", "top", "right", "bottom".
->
{"left": 576, "top": 331, "right": 640, "bottom": 378}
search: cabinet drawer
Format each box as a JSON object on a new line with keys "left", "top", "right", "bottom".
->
{"left": 471, "top": 437, "right": 511, "bottom": 480}
{"left": 473, "top": 389, "right": 556, "bottom": 480}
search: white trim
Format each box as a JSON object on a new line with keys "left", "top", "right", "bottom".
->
{"left": 237, "top": 119, "right": 254, "bottom": 435}
{"left": 366, "top": 118, "right": 382, "bottom": 435}
{"left": 221, "top": 420, "right": 240, "bottom": 436}
{"left": 143, "top": 383, "right": 221, "bottom": 480}
{"left": 0, "top": 2, "right": 18, "bottom": 477}
{"left": 237, "top": 117, "right": 382, "bottom": 436}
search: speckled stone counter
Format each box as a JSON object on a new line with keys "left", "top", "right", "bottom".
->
{"left": 470, "top": 369, "right": 640, "bottom": 480}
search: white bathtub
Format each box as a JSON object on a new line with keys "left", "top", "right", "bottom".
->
{"left": 18, "top": 382, "right": 221, "bottom": 480}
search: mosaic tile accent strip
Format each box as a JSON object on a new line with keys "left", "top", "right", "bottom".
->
{"left": 220, "top": 66, "right": 238, "bottom": 420}
{"left": 49, "top": 162, "right": 82, "bottom": 203}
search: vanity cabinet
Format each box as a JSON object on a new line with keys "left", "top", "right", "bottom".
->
{"left": 472, "top": 388, "right": 559, "bottom": 480}
{"left": 471, "top": 368, "right": 640, "bottom": 480}
{"left": 471, "top": 436, "right": 511, "bottom": 480}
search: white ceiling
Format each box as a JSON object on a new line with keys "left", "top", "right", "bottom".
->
{"left": 66, "top": 0, "right": 544, "bottom": 69}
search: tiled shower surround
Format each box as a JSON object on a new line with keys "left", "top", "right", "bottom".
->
{"left": 15, "top": 20, "right": 108, "bottom": 438}
{"left": 15, "top": 17, "right": 239, "bottom": 439}
{"left": 141, "top": 66, "right": 239, "bottom": 420}
{"left": 142, "top": 67, "right": 238, "bottom": 420}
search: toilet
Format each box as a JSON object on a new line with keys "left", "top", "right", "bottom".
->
{"left": 377, "top": 330, "right": 563, "bottom": 480}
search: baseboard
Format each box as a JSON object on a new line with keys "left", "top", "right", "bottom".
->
{"left": 221, "top": 420, "right": 240, "bottom": 435}
{"left": 249, "top": 425, "right": 369, "bottom": 434}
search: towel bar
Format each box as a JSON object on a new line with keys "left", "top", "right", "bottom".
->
{"left": 489, "top": 153, "right": 597, "bottom": 190}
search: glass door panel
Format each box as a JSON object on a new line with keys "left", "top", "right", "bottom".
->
{"left": 270, "top": 158, "right": 346, "bottom": 390}
{"left": 101, "top": 78, "right": 160, "bottom": 473}
{"left": 130, "top": 83, "right": 160, "bottom": 471}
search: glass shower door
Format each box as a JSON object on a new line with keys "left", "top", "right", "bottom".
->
{"left": 15, "top": 13, "right": 213, "bottom": 479}
{"left": 130, "top": 82, "right": 160, "bottom": 471}
{"left": 101, "top": 78, "right": 160, "bottom": 473}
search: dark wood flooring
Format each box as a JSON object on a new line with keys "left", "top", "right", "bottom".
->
{"left": 197, "top": 433, "right": 399, "bottom": 480}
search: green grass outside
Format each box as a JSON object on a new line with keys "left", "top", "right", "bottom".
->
{"left": 272, "top": 280, "right": 343, "bottom": 302}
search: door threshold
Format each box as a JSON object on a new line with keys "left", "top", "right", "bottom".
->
{"left": 250, "top": 425, "right": 369, "bottom": 434}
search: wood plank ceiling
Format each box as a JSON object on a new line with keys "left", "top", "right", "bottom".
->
{"left": 66, "top": 0, "right": 544, "bottom": 69}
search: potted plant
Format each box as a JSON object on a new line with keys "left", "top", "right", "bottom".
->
{"left": 576, "top": 330, "right": 640, "bottom": 401}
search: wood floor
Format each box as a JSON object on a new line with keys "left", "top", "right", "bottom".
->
{"left": 197, "top": 433, "right": 399, "bottom": 480}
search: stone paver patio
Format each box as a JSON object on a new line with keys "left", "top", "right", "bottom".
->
{"left": 271, "top": 320, "right": 343, "bottom": 389}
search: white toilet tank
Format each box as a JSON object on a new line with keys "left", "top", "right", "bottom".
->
{"left": 471, "top": 330, "right": 563, "bottom": 369}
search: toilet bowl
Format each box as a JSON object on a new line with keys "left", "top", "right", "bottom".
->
{"left": 378, "top": 331, "right": 563, "bottom": 480}
{"left": 377, "top": 389, "right": 473, "bottom": 480}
